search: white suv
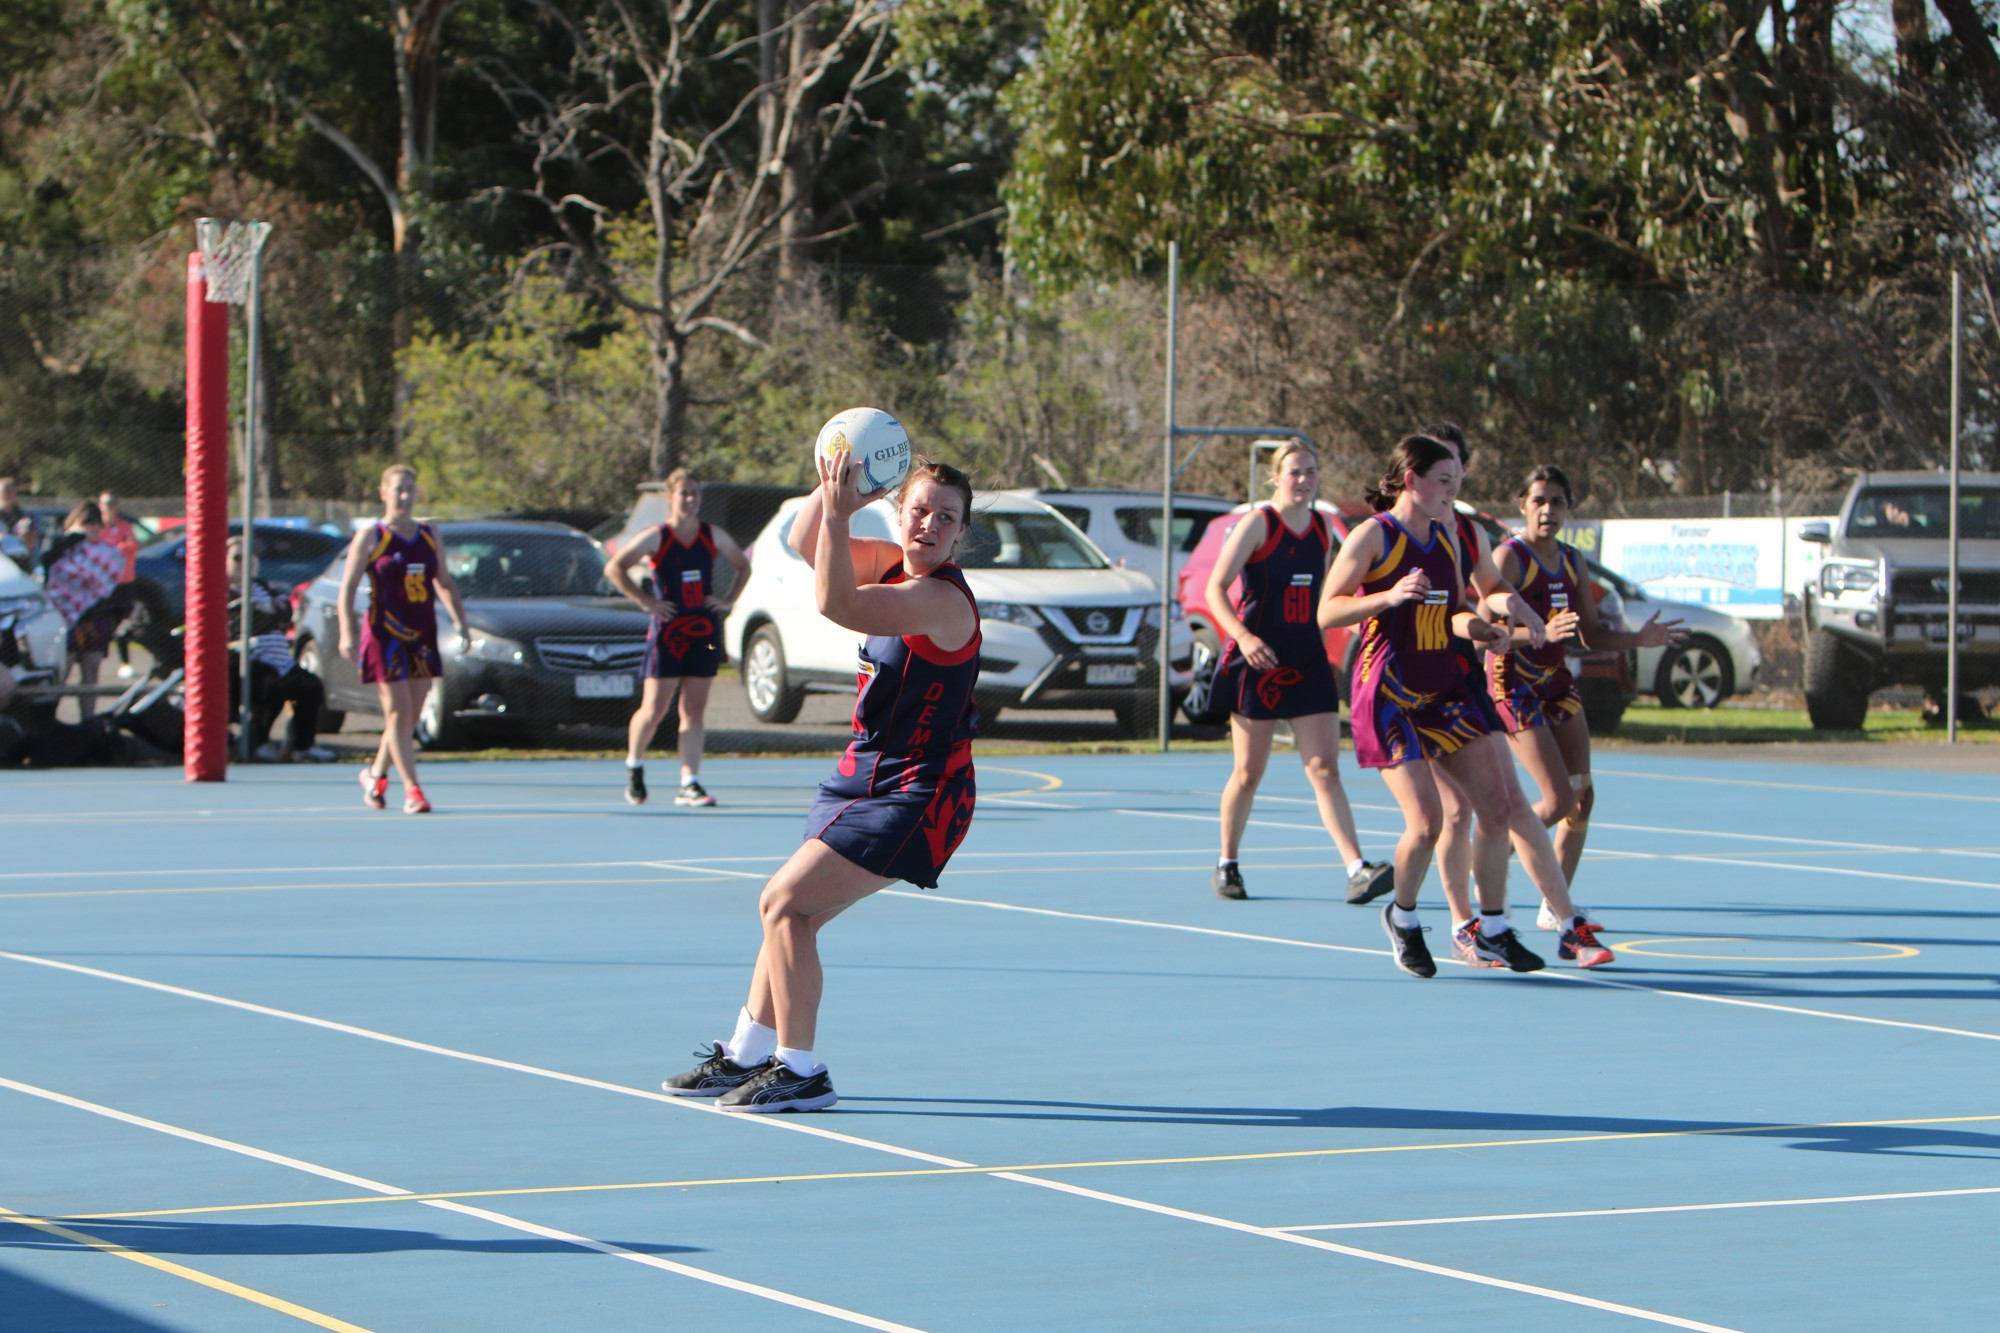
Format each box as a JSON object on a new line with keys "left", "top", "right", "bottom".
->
{"left": 1005, "top": 487, "right": 1238, "bottom": 583}
{"left": 724, "top": 493, "right": 1194, "bottom": 733}
{"left": 0, "top": 549, "right": 67, "bottom": 687}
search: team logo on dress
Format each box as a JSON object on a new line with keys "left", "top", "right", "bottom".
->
{"left": 665, "top": 615, "right": 715, "bottom": 657}
{"left": 1255, "top": 666, "right": 1304, "bottom": 711}
{"left": 1085, "top": 610, "right": 1112, "bottom": 634}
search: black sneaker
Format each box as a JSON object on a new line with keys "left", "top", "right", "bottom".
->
{"left": 675, "top": 779, "right": 717, "bottom": 808}
{"left": 1345, "top": 861, "right": 1395, "bottom": 905}
{"left": 660, "top": 1042, "right": 762, "bottom": 1097}
{"left": 1211, "top": 863, "right": 1247, "bottom": 900}
{"left": 1380, "top": 902, "right": 1436, "bottom": 978}
{"left": 625, "top": 766, "right": 648, "bottom": 806}
{"left": 714, "top": 1058, "right": 838, "bottom": 1113}
{"left": 1469, "top": 924, "right": 1546, "bottom": 973}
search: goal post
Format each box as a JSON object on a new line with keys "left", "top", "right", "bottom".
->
{"left": 183, "top": 218, "right": 271, "bottom": 781}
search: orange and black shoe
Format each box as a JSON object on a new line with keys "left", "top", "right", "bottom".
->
{"left": 1558, "top": 919, "right": 1615, "bottom": 968}
{"left": 358, "top": 767, "right": 388, "bottom": 810}
{"left": 403, "top": 786, "right": 432, "bottom": 815}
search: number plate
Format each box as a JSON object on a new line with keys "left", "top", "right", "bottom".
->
{"left": 574, "top": 673, "right": 635, "bottom": 699}
{"left": 1086, "top": 663, "right": 1140, "bottom": 686}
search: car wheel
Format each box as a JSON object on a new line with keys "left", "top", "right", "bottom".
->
{"left": 1655, "top": 636, "right": 1733, "bottom": 709}
{"left": 742, "top": 625, "right": 805, "bottom": 723}
{"left": 1113, "top": 699, "right": 1155, "bottom": 738}
{"left": 414, "top": 681, "right": 466, "bottom": 750}
{"left": 1803, "top": 628, "right": 1872, "bottom": 731}
{"left": 294, "top": 639, "right": 345, "bottom": 733}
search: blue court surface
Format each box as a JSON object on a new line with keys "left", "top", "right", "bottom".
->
{"left": 3, "top": 748, "right": 1998, "bottom": 1331}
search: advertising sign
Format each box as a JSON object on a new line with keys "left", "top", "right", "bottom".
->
{"left": 1596, "top": 517, "right": 1833, "bottom": 619}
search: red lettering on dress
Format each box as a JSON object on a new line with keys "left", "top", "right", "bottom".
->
{"left": 923, "top": 680, "right": 945, "bottom": 702}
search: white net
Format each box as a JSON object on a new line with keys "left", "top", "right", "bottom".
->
{"left": 196, "top": 217, "right": 272, "bottom": 306}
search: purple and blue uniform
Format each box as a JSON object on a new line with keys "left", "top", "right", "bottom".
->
{"left": 806, "top": 563, "right": 981, "bottom": 889}
{"left": 1488, "top": 536, "right": 1585, "bottom": 733}
{"left": 1216, "top": 505, "right": 1341, "bottom": 719}
{"left": 1348, "top": 512, "right": 1489, "bottom": 769}
{"left": 1450, "top": 511, "right": 1505, "bottom": 733}
{"left": 642, "top": 522, "right": 723, "bottom": 678}
{"left": 358, "top": 522, "right": 444, "bottom": 684}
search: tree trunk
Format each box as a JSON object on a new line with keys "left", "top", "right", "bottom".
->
{"left": 1935, "top": 0, "right": 2000, "bottom": 126}
{"left": 650, "top": 325, "right": 688, "bottom": 479}
{"left": 776, "top": 2, "right": 820, "bottom": 287}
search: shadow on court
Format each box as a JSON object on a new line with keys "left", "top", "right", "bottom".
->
{"left": 846, "top": 1099, "right": 2000, "bottom": 1156}
{"left": 0, "top": 1269, "right": 175, "bottom": 1331}
{"left": 1, "top": 1217, "right": 701, "bottom": 1259}
{"left": 1596, "top": 967, "right": 2000, "bottom": 1001}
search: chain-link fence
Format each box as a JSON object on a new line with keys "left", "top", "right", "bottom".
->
{"left": 2, "top": 240, "right": 1988, "bottom": 755}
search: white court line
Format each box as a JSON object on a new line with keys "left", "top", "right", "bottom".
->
{"left": 1592, "top": 767, "right": 2000, "bottom": 804}
{"left": 1277, "top": 1184, "right": 2000, "bottom": 1232}
{"left": 0, "top": 956, "right": 1731, "bottom": 1330}
{"left": 0, "top": 1075, "right": 923, "bottom": 1333}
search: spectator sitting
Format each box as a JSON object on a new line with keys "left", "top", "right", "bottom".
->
{"left": 0, "top": 476, "right": 34, "bottom": 564}
{"left": 42, "top": 501, "right": 125, "bottom": 719}
{"left": 226, "top": 536, "right": 334, "bottom": 761}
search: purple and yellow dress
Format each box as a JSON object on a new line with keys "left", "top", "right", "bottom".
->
{"left": 642, "top": 521, "right": 723, "bottom": 679}
{"left": 358, "top": 522, "right": 444, "bottom": 683}
{"left": 1214, "top": 505, "right": 1341, "bottom": 719}
{"left": 1348, "top": 512, "right": 1489, "bottom": 769}
{"left": 1487, "top": 536, "right": 1586, "bottom": 733}
{"left": 806, "top": 564, "right": 981, "bottom": 889}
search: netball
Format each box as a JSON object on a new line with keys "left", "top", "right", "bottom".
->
{"left": 813, "top": 406, "right": 911, "bottom": 495}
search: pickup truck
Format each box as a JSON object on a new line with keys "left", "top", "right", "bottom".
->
{"left": 1799, "top": 470, "right": 2000, "bottom": 728}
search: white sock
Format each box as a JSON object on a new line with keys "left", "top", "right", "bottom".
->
{"left": 625, "top": 757, "right": 644, "bottom": 770}
{"left": 775, "top": 1045, "right": 819, "bottom": 1075}
{"left": 1391, "top": 904, "right": 1421, "bottom": 929}
{"left": 726, "top": 1008, "right": 776, "bottom": 1067}
{"left": 1345, "top": 857, "right": 1366, "bottom": 877}
{"left": 1480, "top": 913, "right": 1511, "bottom": 938}
{"left": 1217, "top": 857, "right": 1237, "bottom": 869}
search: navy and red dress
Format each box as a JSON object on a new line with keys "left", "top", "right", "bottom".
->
{"left": 1348, "top": 513, "right": 1489, "bottom": 769}
{"left": 1487, "top": 536, "right": 1586, "bottom": 733}
{"left": 358, "top": 522, "right": 445, "bottom": 683}
{"left": 1214, "top": 505, "right": 1341, "bottom": 720}
{"left": 806, "top": 563, "right": 981, "bottom": 889}
{"left": 642, "top": 522, "right": 723, "bottom": 679}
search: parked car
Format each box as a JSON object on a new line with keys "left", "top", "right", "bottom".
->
{"left": 294, "top": 520, "right": 654, "bottom": 747}
{"left": 1004, "top": 488, "right": 1238, "bottom": 582}
{"left": 1799, "top": 470, "right": 2000, "bottom": 728}
{"left": 1179, "top": 501, "right": 1636, "bottom": 732}
{"left": 724, "top": 493, "right": 1194, "bottom": 734}
{"left": 1585, "top": 558, "right": 1761, "bottom": 708}
{"left": 0, "top": 548, "right": 68, "bottom": 686}
{"left": 131, "top": 521, "right": 349, "bottom": 663}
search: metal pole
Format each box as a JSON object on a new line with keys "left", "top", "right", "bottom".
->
{"left": 1157, "top": 241, "right": 1180, "bottom": 752}
{"left": 237, "top": 230, "right": 270, "bottom": 762}
{"left": 1948, "top": 271, "right": 1963, "bottom": 742}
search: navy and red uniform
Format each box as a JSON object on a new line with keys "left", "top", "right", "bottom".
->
{"left": 1349, "top": 513, "right": 1489, "bottom": 769}
{"left": 1488, "top": 536, "right": 1586, "bottom": 733}
{"left": 806, "top": 564, "right": 981, "bottom": 889}
{"left": 1215, "top": 505, "right": 1341, "bottom": 719}
{"left": 358, "top": 522, "right": 444, "bottom": 683}
{"left": 642, "top": 522, "right": 723, "bottom": 678}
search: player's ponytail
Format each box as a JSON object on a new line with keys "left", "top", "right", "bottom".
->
{"left": 1364, "top": 435, "right": 1455, "bottom": 511}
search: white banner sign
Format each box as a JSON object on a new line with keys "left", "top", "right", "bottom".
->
{"left": 1596, "top": 517, "right": 1834, "bottom": 619}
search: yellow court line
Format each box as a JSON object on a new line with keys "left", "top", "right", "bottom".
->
{"left": 0, "top": 1203, "right": 373, "bottom": 1332}
{"left": 1618, "top": 937, "right": 1921, "bottom": 962}
{"left": 71, "top": 1113, "right": 2000, "bottom": 1222}
{"left": 979, "top": 764, "right": 1065, "bottom": 796}
{"left": 0, "top": 876, "right": 733, "bottom": 902}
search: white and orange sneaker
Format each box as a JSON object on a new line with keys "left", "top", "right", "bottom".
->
{"left": 359, "top": 767, "right": 388, "bottom": 810}
{"left": 403, "top": 786, "right": 432, "bottom": 815}
{"left": 1558, "top": 919, "right": 1615, "bottom": 968}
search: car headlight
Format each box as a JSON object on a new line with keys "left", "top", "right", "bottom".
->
{"left": 462, "top": 631, "right": 525, "bottom": 664}
{"left": 1820, "top": 563, "right": 1879, "bottom": 597}
{"left": 1142, "top": 602, "right": 1184, "bottom": 628}
{"left": 983, "top": 602, "right": 1045, "bottom": 630}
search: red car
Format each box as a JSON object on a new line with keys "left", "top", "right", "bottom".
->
{"left": 1177, "top": 502, "right": 1635, "bottom": 730}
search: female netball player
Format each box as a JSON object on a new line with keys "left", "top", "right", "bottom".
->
{"left": 1201, "top": 441, "right": 1392, "bottom": 904}
{"left": 1493, "top": 465, "right": 1684, "bottom": 896}
{"left": 1421, "top": 425, "right": 1613, "bottom": 969}
{"left": 607, "top": 469, "right": 750, "bottom": 807}
{"left": 1319, "top": 435, "right": 1549, "bottom": 978}
{"left": 659, "top": 449, "right": 980, "bottom": 1113}
{"left": 337, "top": 464, "right": 469, "bottom": 814}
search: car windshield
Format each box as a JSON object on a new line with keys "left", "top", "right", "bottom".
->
{"left": 1850, "top": 486, "right": 2000, "bottom": 539}
{"left": 448, "top": 534, "right": 612, "bottom": 597}
{"left": 1115, "top": 506, "right": 1222, "bottom": 554}
{"left": 958, "top": 510, "right": 1108, "bottom": 570}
